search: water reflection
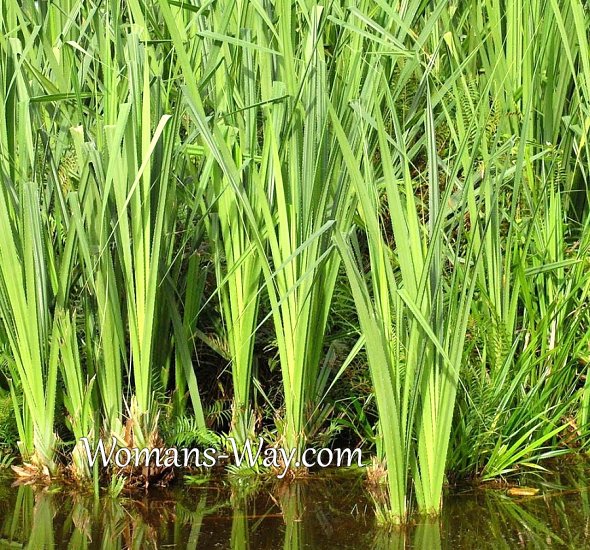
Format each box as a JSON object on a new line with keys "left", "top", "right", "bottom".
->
{"left": 1, "top": 467, "right": 590, "bottom": 548}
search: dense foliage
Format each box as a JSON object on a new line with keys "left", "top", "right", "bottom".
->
{"left": 0, "top": 0, "right": 589, "bottom": 524}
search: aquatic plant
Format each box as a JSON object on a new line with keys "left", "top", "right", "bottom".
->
{"left": 0, "top": 0, "right": 589, "bottom": 528}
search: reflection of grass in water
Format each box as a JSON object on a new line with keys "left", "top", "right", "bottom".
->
{"left": 4, "top": 473, "right": 590, "bottom": 549}
{"left": 500, "top": 462, "right": 590, "bottom": 548}
{"left": 372, "top": 519, "right": 442, "bottom": 550}
{"left": 231, "top": 496, "right": 250, "bottom": 550}
{"left": 485, "top": 493, "right": 567, "bottom": 549}
{"left": 440, "top": 482, "right": 590, "bottom": 549}
{"left": 179, "top": 497, "right": 208, "bottom": 550}
{"left": 27, "top": 493, "right": 54, "bottom": 550}
{"left": 0, "top": 487, "right": 214, "bottom": 550}
{"left": 1, "top": 486, "right": 34, "bottom": 547}
{"left": 414, "top": 520, "right": 442, "bottom": 550}
{"left": 0, "top": 487, "right": 51, "bottom": 549}
{"left": 277, "top": 484, "right": 303, "bottom": 550}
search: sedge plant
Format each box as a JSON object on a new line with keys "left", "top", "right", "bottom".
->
{"left": 333, "top": 65, "right": 492, "bottom": 520}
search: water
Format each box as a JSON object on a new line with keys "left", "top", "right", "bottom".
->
{"left": 1, "top": 464, "right": 589, "bottom": 549}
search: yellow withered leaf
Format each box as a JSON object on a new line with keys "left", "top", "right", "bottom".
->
{"left": 507, "top": 487, "right": 540, "bottom": 497}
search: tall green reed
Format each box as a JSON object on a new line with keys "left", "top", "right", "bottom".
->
{"left": 444, "top": 0, "right": 590, "bottom": 478}
{"left": 0, "top": 0, "right": 84, "bottom": 470}
{"left": 333, "top": 57, "right": 495, "bottom": 519}
{"left": 0, "top": 180, "right": 60, "bottom": 474}
{"left": 156, "top": 0, "right": 386, "bottom": 454}
{"left": 0, "top": 0, "right": 207, "bottom": 470}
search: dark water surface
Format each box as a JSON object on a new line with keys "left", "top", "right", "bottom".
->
{"left": 1, "top": 465, "right": 590, "bottom": 549}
